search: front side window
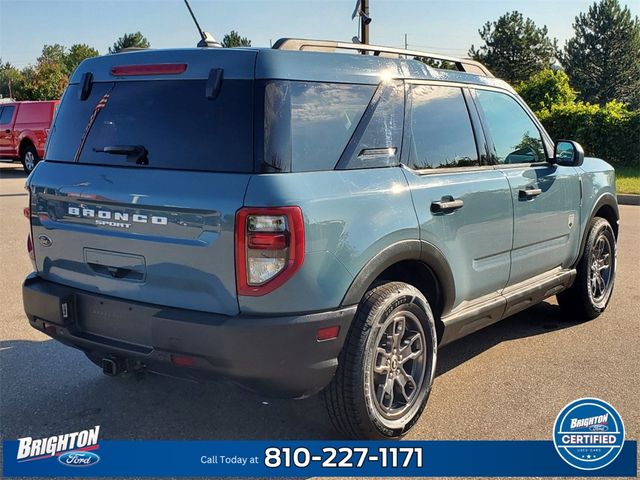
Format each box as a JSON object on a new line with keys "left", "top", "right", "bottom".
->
{"left": 408, "top": 85, "right": 479, "bottom": 169}
{"left": 475, "top": 90, "right": 546, "bottom": 164}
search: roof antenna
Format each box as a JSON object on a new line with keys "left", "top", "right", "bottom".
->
{"left": 183, "top": 0, "right": 221, "bottom": 48}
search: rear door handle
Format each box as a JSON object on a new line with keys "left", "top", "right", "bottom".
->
{"left": 431, "top": 197, "right": 464, "bottom": 214}
{"left": 519, "top": 187, "right": 542, "bottom": 200}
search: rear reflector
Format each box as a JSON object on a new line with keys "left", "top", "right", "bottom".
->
{"left": 170, "top": 354, "right": 197, "bottom": 367}
{"left": 317, "top": 325, "right": 340, "bottom": 341}
{"left": 111, "top": 63, "right": 187, "bottom": 76}
{"left": 23, "top": 207, "right": 30, "bottom": 219}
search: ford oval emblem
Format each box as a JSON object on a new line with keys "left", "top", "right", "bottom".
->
{"left": 38, "top": 234, "right": 52, "bottom": 247}
{"left": 58, "top": 451, "right": 101, "bottom": 467}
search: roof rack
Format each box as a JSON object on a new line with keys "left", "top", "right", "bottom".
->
{"left": 272, "top": 38, "right": 493, "bottom": 77}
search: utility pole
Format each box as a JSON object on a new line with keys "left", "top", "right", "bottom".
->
{"left": 360, "top": 0, "right": 369, "bottom": 45}
{"left": 404, "top": 33, "right": 408, "bottom": 50}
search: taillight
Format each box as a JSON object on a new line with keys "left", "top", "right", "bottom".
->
{"left": 27, "top": 233, "right": 35, "bottom": 263}
{"left": 235, "top": 207, "right": 304, "bottom": 296}
{"left": 25, "top": 184, "right": 36, "bottom": 270}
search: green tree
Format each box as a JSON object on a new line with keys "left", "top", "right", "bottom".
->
{"left": 65, "top": 44, "right": 99, "bottom": 73}
{"left": 20, "top": 62, "right": 68, "bottom": 100}
{"left": 562, "top": 0, "right": 640, "bottom": 107}
{"left": 109, "top": 32, "right": 151, "bottom": 54}
{"left": 221, "top": 30, "right": 251, "bottom": 48}
{"left": 38, "top": 44, "right": 67, "bottom": 65}
{"left": 469, "top": 11, "right": 557, "bottom": 83}
{"left": 516, "top": 69, "right": 577, "bottom": 112}
{"left": 0, "top": 60, "right": 25, "bottom": 99}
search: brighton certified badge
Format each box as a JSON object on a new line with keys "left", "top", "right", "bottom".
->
{"left": 553, "top": 398, "right": 625, "bottom": 470}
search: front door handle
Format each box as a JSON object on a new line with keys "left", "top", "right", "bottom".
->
{"left": 431, "top": 197, "right": 464, "bottom": 214}
{"left": 519, "top": 187, "right": 542, "bottom": 200}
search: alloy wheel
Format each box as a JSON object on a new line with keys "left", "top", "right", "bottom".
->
{"left": 589, "top": 233, "right": 613, "bottom": 303}
{"left": 370, "top": 310, "right": 427, "bottom": 420}
{"left": 24, "top": 151, "right": 36, "bottom": 171}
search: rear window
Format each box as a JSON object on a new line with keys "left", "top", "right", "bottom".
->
{"left": 263, "top": 81, "right": 376, "bottom": 172}
{"left": 46, "top": 79, "right": 254, "bottom": 172}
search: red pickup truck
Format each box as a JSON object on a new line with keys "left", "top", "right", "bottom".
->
{"left": 0, "top": 101, "right": 58, "bottom": 173}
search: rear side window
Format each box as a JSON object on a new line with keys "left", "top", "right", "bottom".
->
{"left": 475, "top": 89, "right": 546, "bottom": 164}
{"left": 0, "top": 106, "right": 15, "bottom": 124}
{"left": 337, "top": 80, "right": 404, "bottom": 170}
{"left": 47, "top": 79, "right": 254, "bottom": 172}
{"left": 408, "top": 85, "right": 479, "bottom": 169}
{"left": 263, "top": 81, "right": 376, "bottom": 172}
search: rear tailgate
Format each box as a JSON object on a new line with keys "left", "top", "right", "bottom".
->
{"left": 28, "top": 49, "right": 258, "bottom": 315}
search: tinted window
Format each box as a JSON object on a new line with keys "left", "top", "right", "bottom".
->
{"left": 264, "top": 81, "right": 375, "bottom": 172}
{"left": 408, "top": 85, "right": 478, "bottom": 169}
{"left": 338, "top": 80, "right": 404, "bottom": 170}
{"left": 0, "top": 106, "right": 15, "bottom": 124}
{"left": 475, "top": 90, "right": 546, "bottom": 164}
{"left": 47, "top": 80, "right": 254, "bottom": 172}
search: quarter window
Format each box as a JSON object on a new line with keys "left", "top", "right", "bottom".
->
{"left": 264, "top": 81, "right": 375, "bottom": 172}
{"left": 338, "top": 80, "right": 404, "bottom": 170}
{"left": 475, "top": 90, "right": 546, "bottom": 164}
{"left": 408, "top": 85, "right": 479, "bottom": 170}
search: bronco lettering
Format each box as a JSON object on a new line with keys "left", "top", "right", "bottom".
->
{"left": 67, "top": 206, "right": 167, "bottom": 226}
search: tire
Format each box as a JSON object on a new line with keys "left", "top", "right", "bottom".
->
{"left": 21, "top": 143, "right": 39, "bottom": 173}
{"left": 323, "top": 281, "right": 438, "bottom": 439}
{"left": 557, "top": 217, "right": 616, "bottom": 320}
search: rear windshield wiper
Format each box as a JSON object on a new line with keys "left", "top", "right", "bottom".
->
{"left": 93, "top": 145, "right": 149, "bottom": 165}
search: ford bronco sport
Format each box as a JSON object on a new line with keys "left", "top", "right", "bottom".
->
{"left": 23, "top": 39, "right": 619, "bottom": 439}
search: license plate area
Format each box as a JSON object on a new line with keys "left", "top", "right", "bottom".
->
{"left": 76, "top": 294, "right": 153, "bottom": 347}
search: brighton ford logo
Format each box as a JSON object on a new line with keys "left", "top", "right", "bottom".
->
{"left": 58, "top": 451, "right": 100, "bottom": 467}
{"left": 553, "top": 398, "right": 624, "bottom": 470}
{"left": 16, "top": 425, "right": 100, "bottom": 466}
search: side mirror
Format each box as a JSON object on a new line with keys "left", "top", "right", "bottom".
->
{"left": 553, "top": 140, "right": 584, "bottom": 167}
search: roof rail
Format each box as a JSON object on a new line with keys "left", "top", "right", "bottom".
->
{"left": 272, "top": 38, "right": 493, "bottom": 77}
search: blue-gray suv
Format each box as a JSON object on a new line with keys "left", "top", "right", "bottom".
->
{"left": 23, "top": 39, "right": 619, "bottom": 439}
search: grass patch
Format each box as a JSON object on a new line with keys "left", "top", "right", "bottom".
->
{"left": 616, "top": 165, "right": 640, "bottom": 194}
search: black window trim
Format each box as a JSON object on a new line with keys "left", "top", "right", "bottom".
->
{"left": 401, "top": 80, "right": 490, "bottom": 175}
{"left": 469, "top": 85, "right": 554, "bottom": 169}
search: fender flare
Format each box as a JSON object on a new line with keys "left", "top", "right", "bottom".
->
{"left": 575, "top": 192, "right": 619, "bottom": 266}
{"left": 340, "top": 239, "right": 456, "bottom": 315}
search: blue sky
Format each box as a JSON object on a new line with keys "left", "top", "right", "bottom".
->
{"left": 1, "top": 0, "right": 638, "bottom": 68}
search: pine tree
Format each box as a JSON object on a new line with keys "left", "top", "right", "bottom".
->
{"left": 221, "top": 31, "right": 251, "bottom": 48}
{"left": 562, "top": 0, "right": 640, "bottom": 107}
{"left": 109, "top": 32, "right": 151, "bottom": 54}
{"left": 469, "top": 11, "right": 557, "bottom": 84}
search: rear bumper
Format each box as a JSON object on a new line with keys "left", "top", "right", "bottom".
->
{"left": 22, "top": 273, "right": 355, "bottom": 398}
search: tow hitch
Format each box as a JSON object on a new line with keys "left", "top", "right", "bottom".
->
{"left": 101, "top": 357, "right": 127, "bottom": 376}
